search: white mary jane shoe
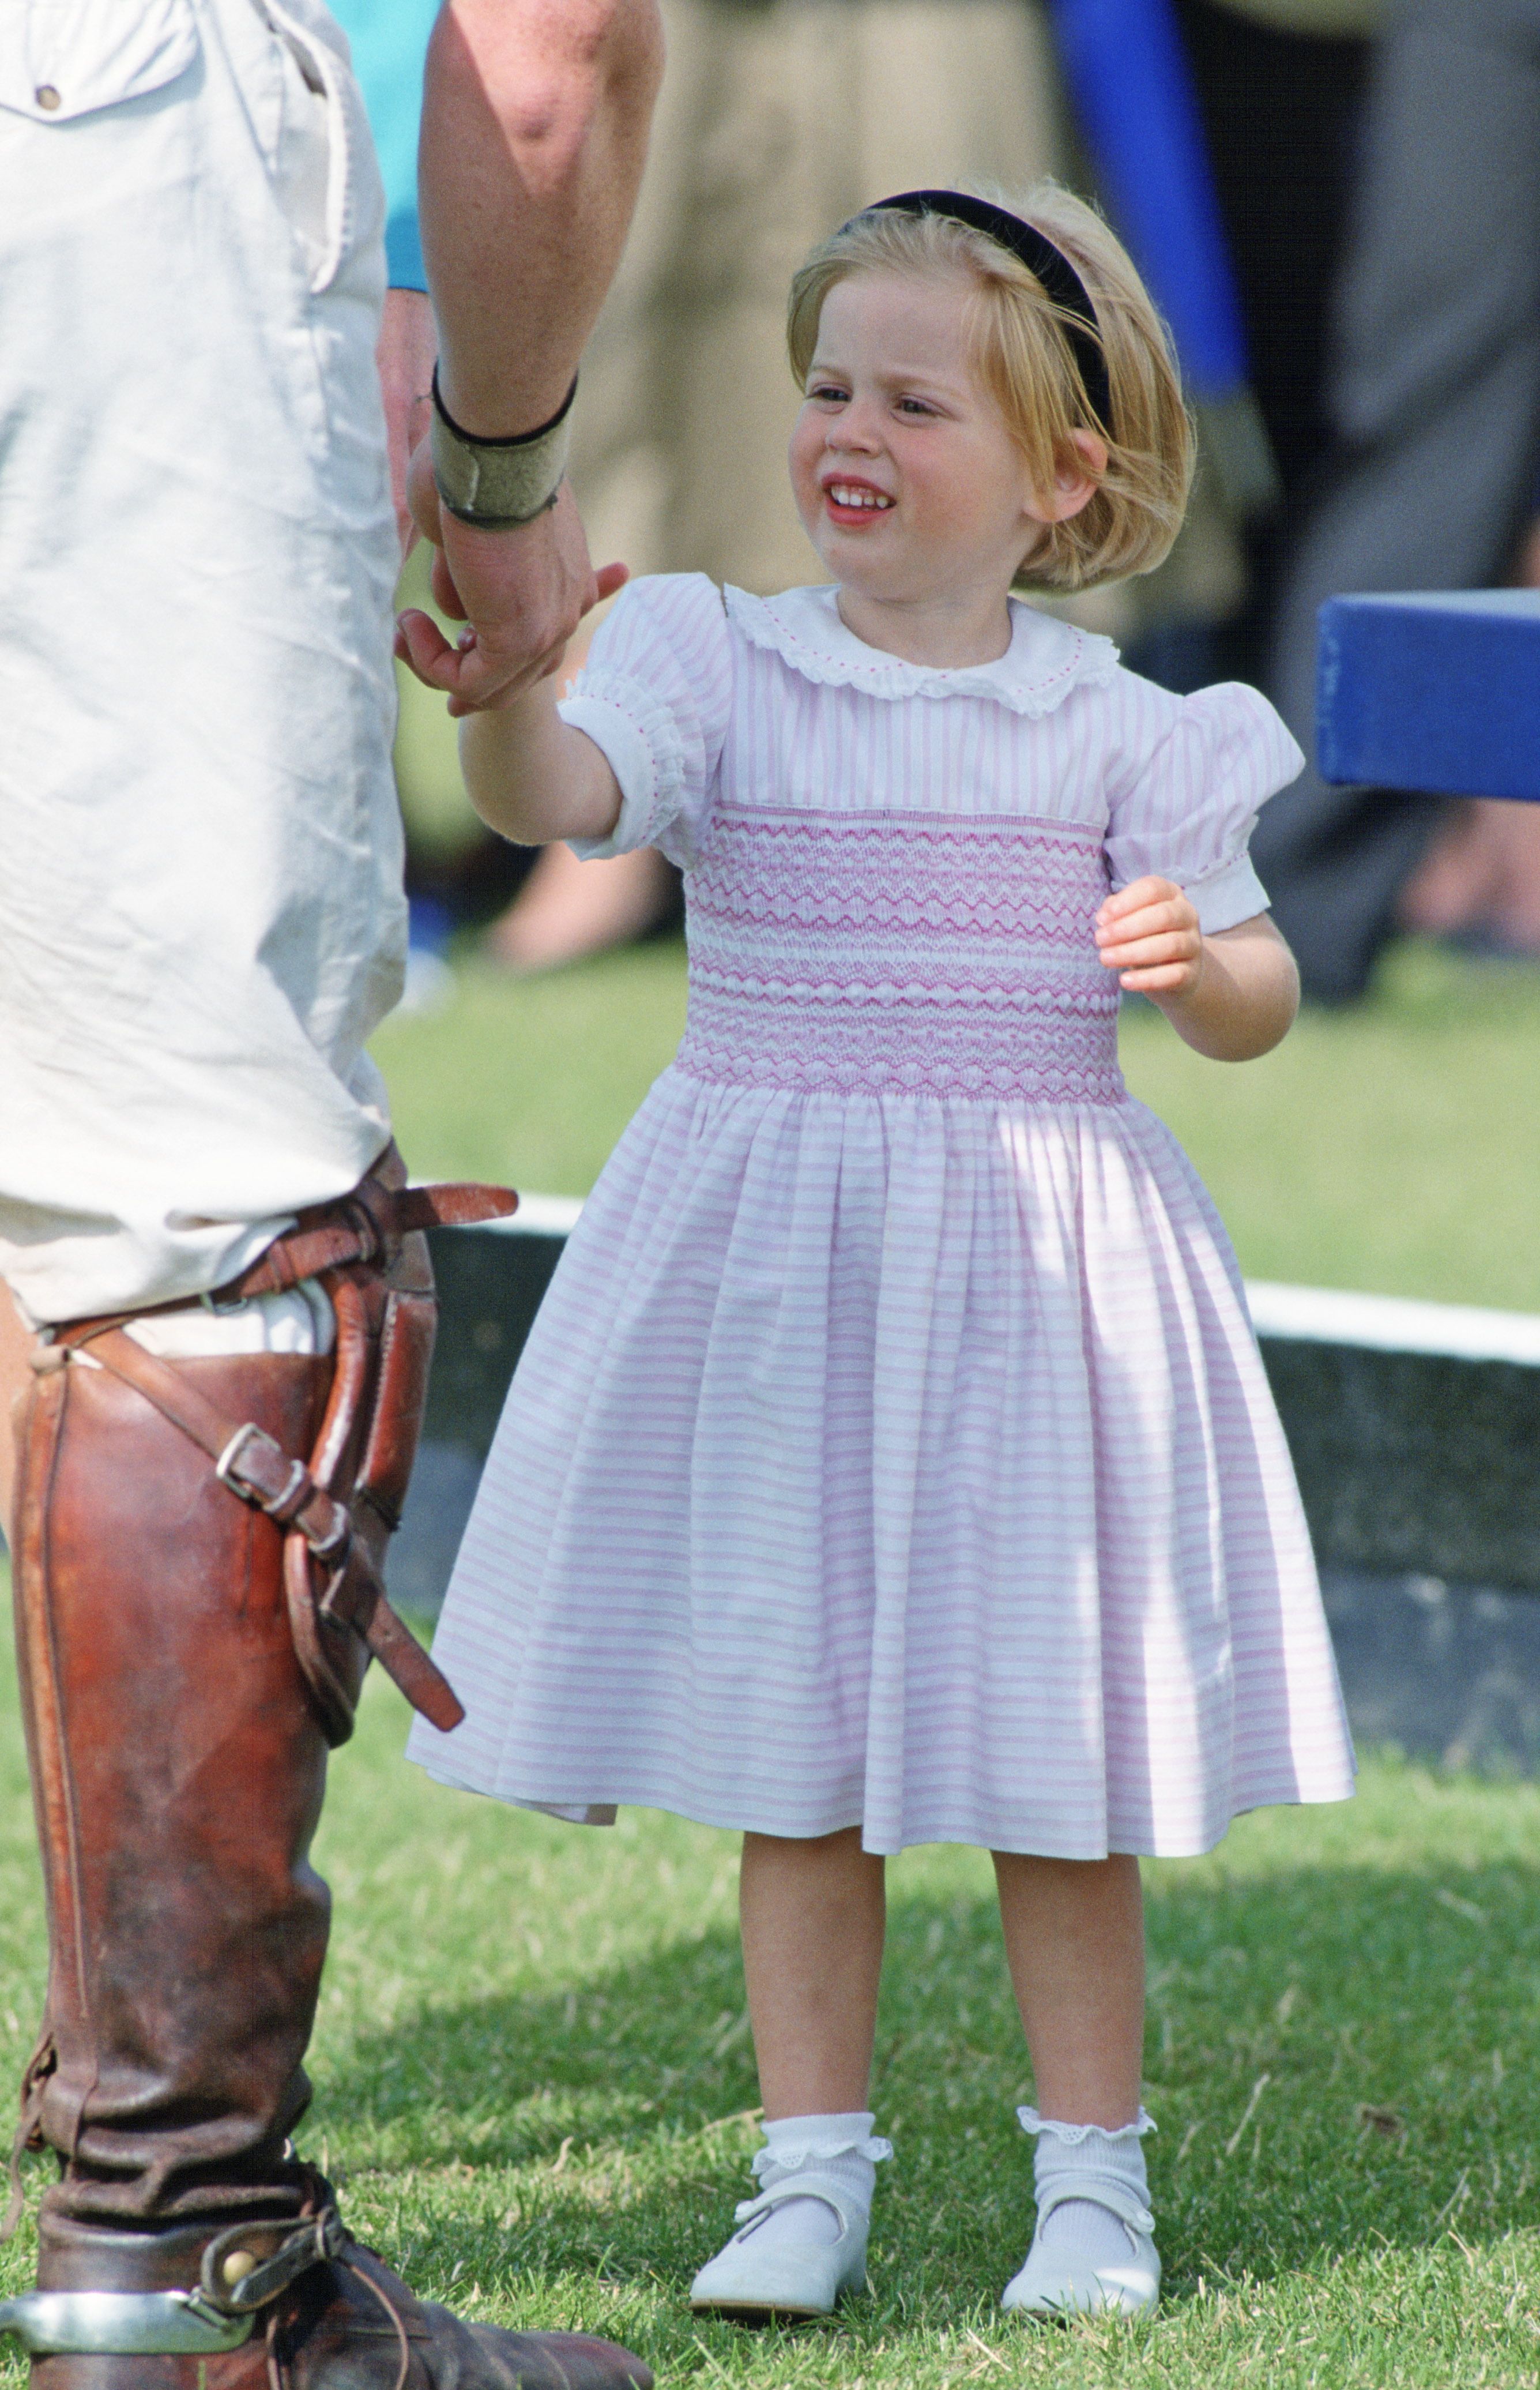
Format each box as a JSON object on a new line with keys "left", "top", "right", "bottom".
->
{"left": 689, "top": 2173, "right": 869, "bottom": 2319}
{"left": 1001, "top": 2179, "right": 1161, "bottom": 2320}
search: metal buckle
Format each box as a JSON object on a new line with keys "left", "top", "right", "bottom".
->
{"left": 199, "top": 1285, "right": 250, "bottom": 1318}
{"left": 0, "top": 2290, "right": 254, "bottom": 2355}
{"left": 214, "top": 1422, "right": 308, "bottom": 1514}
{"left": 306, "top": 1510, "right": 351, "bottom": 1568}
{"left": 202, "top": 2208, "right": 347, "bottom": 2314}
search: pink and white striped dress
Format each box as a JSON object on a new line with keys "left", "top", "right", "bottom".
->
{"left": 407, "top": 576, "right": 1355, "bottom": 1858}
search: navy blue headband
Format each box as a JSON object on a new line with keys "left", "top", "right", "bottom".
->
{"left": 851, "top": 190, "right": 1113, "bottom": 435}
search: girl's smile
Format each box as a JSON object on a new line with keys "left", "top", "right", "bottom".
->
{"left": 820, "top": 474, "right": 895, "bottom": 525}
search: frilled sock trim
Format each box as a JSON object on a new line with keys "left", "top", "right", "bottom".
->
{"left": 1016, "top": 2105, "right": 1156, "bottom": 2145}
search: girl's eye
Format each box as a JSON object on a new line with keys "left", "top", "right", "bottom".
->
{"left": 896, "top": 396, "right": 938, "bottom": 418}
{"left": 808, "top": 381, "right": 848, "bottom": 405}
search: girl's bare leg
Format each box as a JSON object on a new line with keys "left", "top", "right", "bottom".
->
{"left": 739, "top": 1827, "right": 886, "bottom": 2118}
{"left": 689, "top": 1830, "right": 887, "bottom": 2303}
{"left": 993, "top": 1854, "right": 1159, "bottom": 2314}
{"left": 992, "top": 1851, "right": 1144, "bottom": 2122}
{"left": 486, "top": 843, "right": 674, "bottom": 974}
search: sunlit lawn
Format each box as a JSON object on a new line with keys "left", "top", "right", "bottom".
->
{"left": 375, "top": 934, "right": 1540, "bottom": 1314}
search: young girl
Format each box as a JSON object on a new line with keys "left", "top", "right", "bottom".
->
{"left": 404, "top": 183, "right": 1354, "bottom": 2324}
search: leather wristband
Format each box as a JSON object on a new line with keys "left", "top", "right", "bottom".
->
{"left": 429, "top": 367, "right": 577, "bottom": 527}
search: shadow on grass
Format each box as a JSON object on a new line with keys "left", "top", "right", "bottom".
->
{"left": 312, "top": 1859, "right": 1540, "bottom": 2314}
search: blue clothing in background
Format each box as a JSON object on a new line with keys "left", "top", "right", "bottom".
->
{"left": 330, "top": 0, "right": 435, "bottom": 288}
{"left": 1046, "top": 0, "right": 1248, "bottom": 405}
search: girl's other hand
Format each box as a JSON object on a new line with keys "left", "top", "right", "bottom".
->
{"left": 1094, "top": 877, "right": 1202, "bottom": 995}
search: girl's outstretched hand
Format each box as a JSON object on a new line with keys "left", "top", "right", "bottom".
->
{"left": 1094, "top": 877, "right": 1202, "bottom": 995}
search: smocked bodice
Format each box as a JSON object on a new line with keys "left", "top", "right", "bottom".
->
{"left": 673, "top": 805, "right": 1125, "bottom": 1106}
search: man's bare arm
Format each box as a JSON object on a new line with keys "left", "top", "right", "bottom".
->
{"left": 423, "top": 0, "right": 661, "bottom": 434}
{"left": 396, "top": 0, "right": 662, "bottom": 712}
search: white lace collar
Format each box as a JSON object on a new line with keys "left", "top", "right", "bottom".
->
{"left": 725, "top": 583, "right": 1119, "bottom": 716}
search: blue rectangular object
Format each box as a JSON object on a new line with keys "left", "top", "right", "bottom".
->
{"left": 1317, "top": 589, "right": 1540, "bottom": 803}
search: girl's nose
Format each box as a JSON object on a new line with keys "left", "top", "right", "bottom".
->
{"left": 829, "top": 405, "right": 882, "bottom": 453}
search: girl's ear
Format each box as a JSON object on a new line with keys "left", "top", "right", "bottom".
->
{"left": 1027, "top": 429, "right": 1108, "bottom": 526}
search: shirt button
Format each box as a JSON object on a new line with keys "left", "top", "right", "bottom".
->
{"left": 35, "top": 85, "right": 62, "bottom": 110}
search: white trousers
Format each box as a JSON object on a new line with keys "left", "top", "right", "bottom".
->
{"left": 0, "top": 0, "right": 404, "bottom": 1328}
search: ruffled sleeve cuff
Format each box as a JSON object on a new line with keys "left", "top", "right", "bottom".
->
{"left": 1185, "top": 847, "right": 1272, "bottom": 935}
{"left": 558, "top": 670, "right": 686, "bottom": 860}
{"left": 558, "top": 696, "right": 654, "bottom": 859}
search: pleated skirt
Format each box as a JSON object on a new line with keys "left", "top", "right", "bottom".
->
{"left": 407, "top": 1069, "right": 1354, "bottom": 1856}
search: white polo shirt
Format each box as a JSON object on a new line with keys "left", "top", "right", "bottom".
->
{"left": 0, "top": 0, "right": 404, "bottom": 1325}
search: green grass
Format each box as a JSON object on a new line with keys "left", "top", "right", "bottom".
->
{"left": 377, "top": 941, "right": 688, "bottom": 1199}
{"left": 374, "top": 936, "right": 1540, "bottom": 1313}
{"left": 1119, "top": 943, "right": 1540, "bottom": 1313}
{"left": 2, "top": 1630, "right": 1540, "bottom": 2387}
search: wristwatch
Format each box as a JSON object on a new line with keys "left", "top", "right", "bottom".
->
{"left": 429, "top": 369, "right": 577, "bottom": 528}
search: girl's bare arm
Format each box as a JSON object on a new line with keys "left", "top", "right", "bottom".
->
{"left": 458, "top": 674, "right": 624, "bottom": 846}
{"left": 1095, "top": 877, "right": 1300, "bottom": 1061}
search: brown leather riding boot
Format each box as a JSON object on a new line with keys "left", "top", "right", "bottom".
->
{"left": 6, "top": 1347, "right": 650, "bottom": 2390}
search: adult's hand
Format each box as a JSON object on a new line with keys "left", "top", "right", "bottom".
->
{"left": 375, "top": 290, "right": 438, "bottom": 557}
{"left": 394, "top": 441, "right": 627, "bottom": 712}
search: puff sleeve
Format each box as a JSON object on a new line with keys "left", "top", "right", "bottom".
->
{"left": 1103, "top": 683, "right": 1304, "bottom": 935}
{"left": 559, "top": 572, "right": 733, "bottom": 869}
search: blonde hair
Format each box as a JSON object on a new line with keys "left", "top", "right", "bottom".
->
{"left": 786, "top": 183, "right": 1194, "bottom": 593}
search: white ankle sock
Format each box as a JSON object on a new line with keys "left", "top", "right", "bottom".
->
{"left": 739, "top": 2111, "right": 891, "bottom": 2253}
{"left": 1018, "top": 2106, "right": 1155, "bottom": 2272}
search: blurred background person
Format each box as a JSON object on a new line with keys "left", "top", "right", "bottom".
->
{"left": 1230, "top": 0, "right": 1540, "bottom": 998}
{"left": 379, "top": 0, "right": 1540, "bottom": 1006}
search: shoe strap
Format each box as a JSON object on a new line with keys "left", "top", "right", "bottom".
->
{"left": 1034, "top": 2178, "right": 1155, "bottom": 2239}
{"left": 732, "top": 2171, "right": 859, "bottom": 2237}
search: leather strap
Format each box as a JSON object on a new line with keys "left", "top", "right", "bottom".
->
{"left": 51, "top": 1180, "right": 518, "bottom": 1343}
{"left": 231, "top": 1179, "right": 516, "bottom": 1300}
{"left": 58, "top": 1326, "right": 464, "bottom": 1735}
{"left": 200, "top": 2209, "right": 347, "bottom": 2316}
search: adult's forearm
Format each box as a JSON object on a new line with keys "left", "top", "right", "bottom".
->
{"left": 420, "top": 0, "right": 663, "bottom": 436}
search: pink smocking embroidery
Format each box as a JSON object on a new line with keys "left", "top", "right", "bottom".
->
{"left": 675, "top": 808, "right": 1126, "bottom": 1104}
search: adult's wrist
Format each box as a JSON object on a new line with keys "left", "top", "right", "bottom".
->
{"left": 430, "top": 369, "right": 578, "bottom": 528}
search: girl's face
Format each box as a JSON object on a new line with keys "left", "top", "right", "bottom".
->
{"left": 789, "top": 269, "right": 1091, "bottom": 617}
